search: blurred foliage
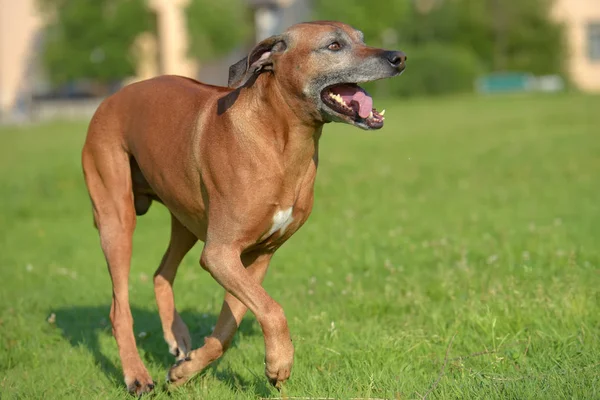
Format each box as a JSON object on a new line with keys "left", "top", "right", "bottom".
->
{"left": 315, "top": 0, "right": 565, "bottom": 97}
{"left": 39, "top": 0, "right": 154, "bottom": 85}
{"left": 186, "top": 0, "right": 250, "bottom": 61}
{"left": 37, "top": 0, "right": 564, "bottom": 95}
{"left": 38, "top": 0, "right": 250, "bottom": 85}
{"left": 391, "top": 44, "right": 483, "bottom": 96}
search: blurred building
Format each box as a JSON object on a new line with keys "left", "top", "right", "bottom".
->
{"left": 199, "top": 0, "right": 310, "bottom": 86}
{"left": 554, "top": 0, "right": 600, "bottom": 91}
{"left": 147, "top": 0, "right": 197, "bottom": 78}
{"left": 0, "top": 0, "right": 308, "bottom": 121}
{"left": 1, "top": 0, "right": 599, "bottom": 120}
{"left": 0, "top": 0, "right": 41, "bottom": 120}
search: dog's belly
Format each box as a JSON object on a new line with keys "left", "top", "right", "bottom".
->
{"left": 130, "top": 155, "right": 210, "bottom": 240}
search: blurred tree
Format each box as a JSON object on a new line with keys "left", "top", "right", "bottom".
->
{"left": 448, "top": 0, "right": 564, "bottom": 74}
{"left": 39, "top": 0, "right": 155, "bottom": 85}
{"left": 186, "top": 0, "right": 250, "bottom": 61}
{"left": 38, "top": 0, "right": 249, "bottom": 85}
{"left": 315, "top": 0, "right": 565, "bottom": 96}
{"left": 314, "top": 1, "right": 412, "bottom": 47}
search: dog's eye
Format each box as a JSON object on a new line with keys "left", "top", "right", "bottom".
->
{"left": 327, "top": 42, "right": 342, "bottom": 51}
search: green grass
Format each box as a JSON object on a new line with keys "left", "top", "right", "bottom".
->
{"left": 1, "top": 93, "right": 599, "bottom": 399}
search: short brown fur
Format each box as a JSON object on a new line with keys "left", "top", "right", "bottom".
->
{"left": 82, "top": 21, "right": 405, "bottom": 395}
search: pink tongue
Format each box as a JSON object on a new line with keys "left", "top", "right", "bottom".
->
{"left": 332, "top": 86, "right": 373, "bottom": 119}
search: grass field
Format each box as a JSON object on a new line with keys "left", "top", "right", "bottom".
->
{"left": 1, "top": 93, "right": 599, "bottom": 399}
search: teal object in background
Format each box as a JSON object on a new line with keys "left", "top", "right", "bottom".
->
{"left": 476, "top": 73, "right": 535, "bottom": 93}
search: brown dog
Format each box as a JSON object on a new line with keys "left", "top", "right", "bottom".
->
{"left": 82, "top": 21, "right": 405, "bottom": 395}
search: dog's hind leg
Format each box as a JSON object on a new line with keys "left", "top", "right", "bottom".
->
{"left": 167, "top": 251, "right": 272, "bottom": 385}
{"left": 154, "top": 215, "right": 197, "bottom": 360}
{"left": 82, "top": 134, "right": 154, "bottom": 396}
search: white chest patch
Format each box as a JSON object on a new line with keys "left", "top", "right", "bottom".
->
{"left": 266, "top": 207, "right": 294, "bottom": 238}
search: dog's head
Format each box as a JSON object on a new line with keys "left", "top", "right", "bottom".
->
{"left": 228, "top": 21, "right": 406, "bottom": 130}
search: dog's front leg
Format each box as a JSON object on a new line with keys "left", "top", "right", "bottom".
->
{"left": 169, "top": 245, "right": 293, "bottom": 387}
{"left": 167, "top": 251, "right": 275, "bottom": 385}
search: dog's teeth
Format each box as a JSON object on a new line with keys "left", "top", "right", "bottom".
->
{"left": 380, "top": 109, "right": 386, "bottom": 116}
{"left": 329, "top": 93, "right": 351, "bottom": 109}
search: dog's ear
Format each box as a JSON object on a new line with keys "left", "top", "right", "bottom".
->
{"left": 228, "top": 35, "right": 287, "bottom": 88}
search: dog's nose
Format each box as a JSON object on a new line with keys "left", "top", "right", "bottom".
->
{"left": 385, "top": 51, "right": 407, "bottom": 69}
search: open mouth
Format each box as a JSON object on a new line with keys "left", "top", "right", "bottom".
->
{"left": 320, "top": 84, "right": 385, "bottom": 129}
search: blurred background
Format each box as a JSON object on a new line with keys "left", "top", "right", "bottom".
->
{"left": 0, "top": 0, "right": 599, "bottom": 123}
{"left": 1, "top": 2, "right": 599, "bottom": 398}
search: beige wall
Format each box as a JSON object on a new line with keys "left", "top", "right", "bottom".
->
{"left": 0, "top": 0, "right": 41, "bottom": 115}
{"left": 554, "top": 0, "right": 600, "bottom": 91}
{"left": 1, "top": 0, "right": 599, "bottom": 117}
{"left": 148, "top": 0, "right": 196, "bottom": 77}
{"left": 0, "top": 0, "right": 196, "bottom": 116}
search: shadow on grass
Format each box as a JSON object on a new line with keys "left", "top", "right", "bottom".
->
{"left": 54, "top": 305, "right": 268, "bottom": 395}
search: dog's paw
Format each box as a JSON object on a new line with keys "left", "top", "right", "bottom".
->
{"left": 167, "top": 357, "right": 196, "bottom": 387}
{"left": 264, "top": 339, "right": 294, "bottom": 389}
{"left": 165, "top": 313, "right": 192, "bottom": 361}
{"left": 167, "top": 338, "right": 224, "bottom": 386}
{"left": 168, "top": 342, "right": 188, "bottom": 361}
{"left": 125, "top": 373, "right": 155, "bottom": 396}
{"left": 266, "top": 368, "right": 291, "bottom": 389}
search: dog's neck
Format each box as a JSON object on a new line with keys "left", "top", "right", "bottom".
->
{"left": 230, "top": 74, "right": 323, "bottom": 179}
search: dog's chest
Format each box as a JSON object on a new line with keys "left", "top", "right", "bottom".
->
{"left": 266, "top": 207, "right": 295, "bottom": 238}
{"left": 255, "top": 162, "right": 317, "bottom": 248}
{"left": 259, "top": 207, "right": 294, "bottom": 244}
{"left": 257, "top": 199, "right": 310, "bottom": 247}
